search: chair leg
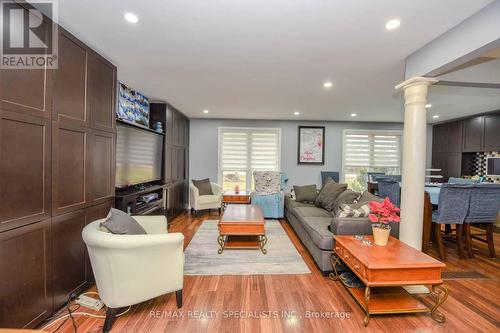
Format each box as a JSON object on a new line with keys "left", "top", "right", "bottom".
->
{"left": 218, "top": 207, "right": 222, "bottom": 215}
{"left": 464, "top": 223, "right": 474, "bottom": 258}
{"left": 444, "top": 224, "right": 452, "bottom": 235}
{"left": 103, "top": 307, "right": 120, "bottom": 333}
{"left": 176, "top": 289, "right": 183, "bottom": 308}
{"left": 433, "top": 223, "right": 446, "bottom": 261}
{"left": 456, "top": 224, "right": 465, "bottom": 259}
{"left": 486, "top": 224, "right": 496, "bottom": 258}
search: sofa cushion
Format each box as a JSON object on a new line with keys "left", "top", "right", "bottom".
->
{"left": 285, "top": 195, "right": 311, "bottom": 209}
{"left": 294, "top": 206, "right": 332, "bottom": 218}
{"left": 358, "top": 190, "right": 383, "bottom": 203}
{"left": 192, "top": 178, "right": 213, "bottom": 195}
{"left": 100, "top": 208, "right": 147, "bottom": 235}
{"left": 315, "top": 181, "right": 347, "bottom": 211}
{"left": 293, "top": 184, "right": 318, "bottom": 203}
{"left": 333, "top": 190, "right": 360, "bottom": 213}
{"left": 298, "top": 216, "right": 334, "bottom": 250}
{"left": 197, "top": 195, "right": 221, "bottom": 204}
{"left": 336, "top": 203, "right": 370, "bottom": 218}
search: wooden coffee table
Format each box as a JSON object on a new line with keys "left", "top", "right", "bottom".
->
{"left": 222, "top": 190, "right": 251, "bottom": 210}
{"left": 218, "top": 205, "right": 267, "bottom": 254}
{"left": 330, "top": 235, "right": 447, "bottom": 326}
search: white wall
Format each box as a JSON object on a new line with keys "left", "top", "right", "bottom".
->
{"left": 189, "top": 118, "right": 433, "bottom": 191}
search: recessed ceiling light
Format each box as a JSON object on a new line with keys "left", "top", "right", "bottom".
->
{"left": 203, "top": 109, "right": 209, "bottom": 114}
{"left": 293, "top": 111, "right": 300, "bottom": 116}
{"left": 323, "top": 81, "right": 333, "bottom": 88}
{"left": 433, "top": 115, "right": 439, "bottom": 119}
{"left": 385, "top": 19, "right": 400, "bottom": 30}
{"left": 124, "top": 12, "right": 138, "bottom": 24}
{"left": 426, "top": 104, "right": 432, "bottom": 108}
{"left": 350, "top": 113, "right": 357, "bottom": 117}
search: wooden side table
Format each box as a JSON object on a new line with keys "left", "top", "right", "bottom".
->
{"left": 330, "top": 235, "right": 448, "bottom": 326}
{"left": 222, "top": 190, "right": 251, "bottom": 210}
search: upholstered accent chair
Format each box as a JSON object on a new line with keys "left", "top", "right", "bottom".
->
{"left": 189, "top": 181, "right": 223, "bottom": 215}
{"left": 82, "top": 215, "right": 184, "bottom": 333}
{"left": 251, "top": 171, "right": 288, "bottom": 218}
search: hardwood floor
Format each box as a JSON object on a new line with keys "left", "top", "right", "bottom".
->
{"left": 44, "top": 210, "right": 500, "bottom": 333}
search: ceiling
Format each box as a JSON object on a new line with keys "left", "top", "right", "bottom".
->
{"left": 47, "top": 0, "right": 495, "bottom": 122}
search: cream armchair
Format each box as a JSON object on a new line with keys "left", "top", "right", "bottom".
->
{"left": 189, "top": 181, "right": 223, "bottom": 215}
{"left": 82, "top": 215, "right": 184, "bottom": 333}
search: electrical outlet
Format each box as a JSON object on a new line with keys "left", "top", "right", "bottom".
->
{"left": 76, "top": 295, "right": 104, "bottom": 311}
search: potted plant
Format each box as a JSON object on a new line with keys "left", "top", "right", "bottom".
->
{"left": 368, "top": 198, "right": 400, "bottom": 246}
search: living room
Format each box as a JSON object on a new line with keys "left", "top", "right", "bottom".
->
{"left": 1, "top": 1, "right": 499, "bottom": 333}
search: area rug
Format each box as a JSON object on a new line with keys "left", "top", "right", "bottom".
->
{"left": 184, "top": 220, "right": 311, "bottom": 275}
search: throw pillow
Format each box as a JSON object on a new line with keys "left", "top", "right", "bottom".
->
{"left": 315, "top": 181, "right": 348, "bottom": 211}
{"left": 254, "top": 171, "right": 281, "bottom": 194}
{"left": 192, "top": 178, "right": 213, "bottom": 195}
{"left": 357, "top": 190, "right": 383, "bottom": 203}
{"left": 100, "top": 208, "right": 147, "bottom": 235}
{"left": 332, "top": 190, "right": 360, "bottom": 213}
{"left": 336, "top": 203, "right": 370, "bottom": 218}
{"left": 293, "top": 184, "right": 318, "bottom": 202}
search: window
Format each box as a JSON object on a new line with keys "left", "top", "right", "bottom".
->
{"left": 218, "top": 127, "right": 281, "bottom": 191}
{"left": 342, "top": 129, "right": 402, "bottom": 191}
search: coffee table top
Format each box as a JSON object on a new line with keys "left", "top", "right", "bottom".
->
{"left": 220, "top": 205, "right": 264, "bottom": 224}
{"left": 335, "top": 235, "right": 445, "bottom": 270}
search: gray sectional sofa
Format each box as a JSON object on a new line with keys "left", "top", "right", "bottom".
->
{"left": 284, "top": 194, "right": 399, "bottom": 274}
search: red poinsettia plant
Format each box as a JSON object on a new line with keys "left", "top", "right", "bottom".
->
{"left": 368, "top": 198, "right": 400, "bottom": 229}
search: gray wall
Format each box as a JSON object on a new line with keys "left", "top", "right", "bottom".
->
{"left": 189, "top": 118, "right": 433, "bottom": 191}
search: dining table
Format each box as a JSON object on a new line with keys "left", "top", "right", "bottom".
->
{"left": 367, "top": 182, "right": 441, "bottom": 253}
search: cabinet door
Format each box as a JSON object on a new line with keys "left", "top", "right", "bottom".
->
{"left": 0, "top": 111, "right": 51, "bottom": 232}
{"left": 0, "top": 219, "right": 52, "bottom": 328}
{"left": 171, "top": 146, "right": 179, "bottom": 181}
{"left": 447, "top": 121, "right": 463, "bottom": 153}
{"left": 51, "top": 210, "right": 88, "bottom": 309}
{"left": 463, "top": 116, "right": 483, "bottom": 152}
{"left": 431, "top": 152, "right": 447, "bottom": 182}
{"left": 178, "top": 116, "right": 185, "bottom": 146}
{"left": 173, "top": 111, "right": 180, "bottom": 145}
{"left": 0, "top": 4, "right": 52, "bottom": 119}
{"left": 178, "top": 148, "right": 185, "bottom": 180}
{"left": 445, "top": 153, "right": 462, "bottom": 179}
{"left": 432, "top": 124, "right": 448, "bottom": 153}
{"left": 88, "top": 53, "right": 117, "bottom": 132}
{"left": 89, "top": 130, "right": 115, "bottom": 205}
{"left": 53, "top": 29, "right": 89, "bottom": 127}
{"left": 52, "top": 123, "right": 90, "bottom": 215}
{"left": 165, "top": 145, "right": 173, "bottom": 182}
{"left": 483, "top": 114, "right": 500, "bottom": 151}
{"left": 166, "top": 107, "right": 174, "bottom": 144}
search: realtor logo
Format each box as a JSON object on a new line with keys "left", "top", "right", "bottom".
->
{"left": 1, "top": 0, "right": 58, "bottom": 69}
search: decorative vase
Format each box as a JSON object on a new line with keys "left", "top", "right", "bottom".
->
{"left": 234, "top": 185, "right": 240, "bottom": 194}
{"left": 372, "top": 225, "right": 391, "bottom": 246}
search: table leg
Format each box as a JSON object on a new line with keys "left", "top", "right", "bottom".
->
{"left": 217, "top": 235, "right": 226, "bottom": 254}
{"left": 363, "top": 286, "right": 371, "bottom": 326}
{"left": 259, "top": 235, "right": 268, "bottom": 254}
{"left": 430, "top": 285, "right": 448, "bottom": 323}
{"left": 329, "top": 253, "right": 341, "bottom": 281}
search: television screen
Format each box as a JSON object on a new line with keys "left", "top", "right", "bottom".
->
{"left": 117, "top": 82, "right": 150, "bottom": 128}
{"left": 486, "top": 157, "right": 500, "bottom": 176}
{"left": 115, "top": 124, "right": 163, "bottom": 188}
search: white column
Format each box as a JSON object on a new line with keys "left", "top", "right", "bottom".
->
{"left": 395, "top": 77, "right": 438, "bottom": 250}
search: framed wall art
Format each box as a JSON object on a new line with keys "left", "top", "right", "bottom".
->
{"left": 298, "top": 126, "right": 325, "bottom": 165}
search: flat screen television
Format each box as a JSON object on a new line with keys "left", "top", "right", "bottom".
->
{"left": 486, "top": 157, "right": 500, "bottom": 177}
{"left": 115, "top": 123, "right": 163, "bottom": 188}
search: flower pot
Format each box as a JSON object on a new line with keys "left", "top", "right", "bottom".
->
{"left": 372, "top": 225, "right": 391, "bottom": 246}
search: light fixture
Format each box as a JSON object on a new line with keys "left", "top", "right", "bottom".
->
{"left": 293, "top": 111, "right": 300, "bottom": 116}
{"left": 203, "top": 109, "right": 209, "bottom": 114}
{"left": 426, "top": 104, "right": 432, "bottom": 108}
{"left": 350, "top": 113, "right": 357, "bottom": 117}
{"left": 323, "top": 81, "right": 333, "bottom": 88}
{"left": 124, "top": 12, "right": 138, "bottom": 24}
{"left": 385, "top": 19, "right": 400, "bottom": 30}
{"left": 433, "top": 115, "right": 439, "bottom": 119}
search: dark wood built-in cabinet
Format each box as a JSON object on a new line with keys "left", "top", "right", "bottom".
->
{"left": 150, "top": 103, "right": 190, "bottom": 219}
{"left": 0, "top": 3, "right": 117, "bottom": 329}
{"left": 431, "top": 112, "right": 500, "bottom": 181}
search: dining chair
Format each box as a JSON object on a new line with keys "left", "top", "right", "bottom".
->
{"left": 377, "top": 178, "right": 400, "bottom": 206}
{"left": 321, "top": 171, "right": 340, "bottom": 186}
{"left": 431, "top": 184, "right": 473, "bottom": 260}
{"left": 463, "top": 184, "right": 500, "bottom": 258}
{"left": 366, "top": 172, "right": 385, "bottom": 183}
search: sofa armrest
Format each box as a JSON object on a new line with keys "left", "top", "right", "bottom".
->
{"left": 331, "top": 217, "right": 400, "bottom": 238}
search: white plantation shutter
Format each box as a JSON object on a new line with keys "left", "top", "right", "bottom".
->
{"left": 219, "top": 127, "right": 280, "bottom": 188}
{"left": 343, "top": 129, "right": 402, "bottom": 171}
